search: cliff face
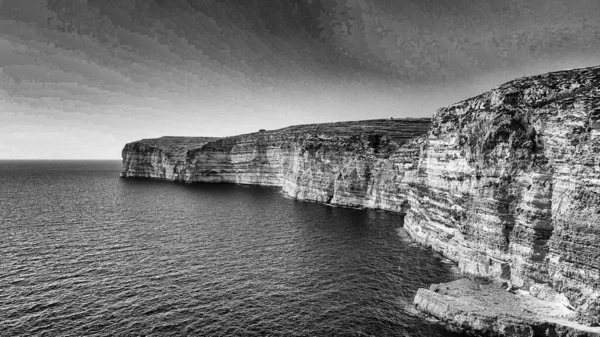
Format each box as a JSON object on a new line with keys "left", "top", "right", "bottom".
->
{"left": 121, "top": 137, "right": 218, "bottom": 181}
{"left": 121, "top": 65, "right": 600, "bottom": 327}
{"left": 404, "top": 66, "right": 600, "bottom": 325}
{"left": 121, "top": 119, "right": 430, "bottom": 213}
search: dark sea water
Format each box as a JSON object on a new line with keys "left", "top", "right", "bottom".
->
{"left": 0, "top": 160, "right": 459, "bottom": 337}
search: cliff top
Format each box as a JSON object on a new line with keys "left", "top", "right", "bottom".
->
{"left": 437, "top": 65, "right": 600, "bottom": 119}
{"left": 137, "top": 136, "right": 219, "bottom": 147}
{"left": 126, "top": 136, "right": 219, "bottom": 160}
{"left": 246, "top": 118, "right": 431, "bottom": 143}
{"left": 127, "top": 118, "right": 432, "bottom": 153}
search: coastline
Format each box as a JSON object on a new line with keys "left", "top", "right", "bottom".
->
{"left": 119, "top": 65, "right": 600, "bottom": 336}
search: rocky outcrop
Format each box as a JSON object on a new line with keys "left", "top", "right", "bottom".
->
{"left": 121, "top": 136, "right": 218, "bottom": 181}
{"left": 121, "top": 65, "right": 600, "bottom": 333}
{"left": 121, "top": 119, "right": 430, "bottom": 213}
{"left": 414, "top": 279, "right": 600, "bottom": 336}
{"left": 404, "top": 65, "right": 600, "bottom": 327}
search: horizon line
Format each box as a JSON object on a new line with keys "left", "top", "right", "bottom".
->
{"left": 0, "top": 158, "right": 122, "bottom": 161}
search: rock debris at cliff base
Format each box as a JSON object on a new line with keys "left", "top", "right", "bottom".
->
{"left": 121, "top": 65, "right": 600, "bottom": 335}
{"left": 404, "top": 65, "right": 600, "bottom": 329}
{"left": 415, "top": 278, "right": 600, "bottom": 337}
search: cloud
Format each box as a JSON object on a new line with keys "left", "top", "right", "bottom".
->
{"left": 1, "top": 0, "right": 600, "bottom": 158}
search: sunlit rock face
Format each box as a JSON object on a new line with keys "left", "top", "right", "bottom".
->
{"left": 120, "top": 65, "right": 600, "bottom": 325}
{"left": 404, "top": 65, "right": 600, "bottom": 325}
{"left": 120, "top": 119, "right": 432, "bottom": 211}
{"left": 121, "top": 137, "right": 218, "bottom": 181}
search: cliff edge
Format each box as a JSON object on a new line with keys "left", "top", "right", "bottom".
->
{"left": 121, "top": 65, "right": 600, "bottom": 335}
{"left": 406, "top": 65, "right": 600, "bottom": 332}
{"left": 121, "top": 119, "right": 431, "bottom": 212}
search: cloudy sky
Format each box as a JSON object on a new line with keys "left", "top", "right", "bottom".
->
{"left": 1, "top": 0, "right": 600, "bottom": 159}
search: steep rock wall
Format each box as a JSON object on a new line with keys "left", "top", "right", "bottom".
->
{"left": 121, "top": 137, "right": 218, "bottom": 181}
{"left": 121, "top": 66, "right": 600, "bottom": 325}
{"left": 121, "top": 119, "right": 430, "bottom": 213}
{"left": 404, "top": 65, "right": 600, "bottom": 324}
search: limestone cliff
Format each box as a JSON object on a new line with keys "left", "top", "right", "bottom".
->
{"left": 121, "top": 136, "right": 218, "bottom": 181}
{"left": 405, "top": 65, "right": 600, "bottom": 327}
{"left": 121, "top": 119, "right": 430, "bottom": 213}
{"left": 121, "top": 65, "right": 600, "bottom": 332}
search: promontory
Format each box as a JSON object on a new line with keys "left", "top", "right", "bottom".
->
{"left": 121, "top": 65, "right": 600, "bottom": 336}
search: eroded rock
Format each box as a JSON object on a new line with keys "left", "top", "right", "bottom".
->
{"left": 120, "top": 65, "right": 600, "bottom": 334}
{"left": 121, "top": 119, "right": 431, "bottom": 212}
{"left": 405, "top": 65, "right": 600, "bottom": 326}
{"left": 415, "top": 279, "right": 600, "bottom": 337}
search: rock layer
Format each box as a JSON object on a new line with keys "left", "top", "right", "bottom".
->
{"left": 414, "top": 279, "right": 600, "bottom": 336}
{"left": 121, "top": 136, "right": 218, "bottom": 181}
{"left": 121, "top": 65, "right": 600, "bottom": 332}
{"left": 404, "top": 66, "right": 600, "bottom": 326}
{"left": 121, "top": 119, "right": 430, "bottom": 213}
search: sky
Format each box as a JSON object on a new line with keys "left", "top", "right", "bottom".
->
{"left": 1, "top": 0, "right": 600, "bottom": 159}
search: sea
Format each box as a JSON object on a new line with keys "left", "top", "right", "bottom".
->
{"left": 0, "top": 160, "right": 460, "bottom": 337}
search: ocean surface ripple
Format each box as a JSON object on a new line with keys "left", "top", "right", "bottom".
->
{"left": 0, "top": 160, "right": 459, "bottom": 336}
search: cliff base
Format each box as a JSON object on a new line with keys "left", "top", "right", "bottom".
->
{"left": 414, "top": 279, "right": 600, "bottom": 337}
